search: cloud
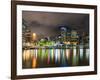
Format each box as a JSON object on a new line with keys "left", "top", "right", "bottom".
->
{"left": 22, "top": 11, "right": 89, "bottom": 36}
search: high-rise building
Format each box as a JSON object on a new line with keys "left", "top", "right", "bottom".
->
{"left": 22, "top": 19, "right": 32, "bottom": 48}
{"left": 60, "top": 26, "right": 67, "bottom": 42}
{"left": 71, "top": 30, "right": 79, "bottom": 46}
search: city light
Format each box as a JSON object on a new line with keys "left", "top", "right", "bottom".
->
{"left": 32, "top": 33, "right": 36, "bottom": 41}
{"left": 22, "top": 25, "right": 89, "bottom": 68}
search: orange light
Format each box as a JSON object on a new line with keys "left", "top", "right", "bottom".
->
{"left": 32, "top": 57, "right": 37, "bottom": 68}
{"left": 32, "top": 33, "right": 36, "bottom": 40}
{"left": 33, "top": 33, "right": 36, "bottom": 36}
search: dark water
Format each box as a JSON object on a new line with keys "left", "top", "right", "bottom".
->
{"left": 22, "top": 48, "right": 89, "bottom": 69}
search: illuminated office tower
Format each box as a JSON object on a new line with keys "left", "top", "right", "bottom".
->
{"left": 22, "top": 19, "right": 32, "bottom": 47}
{"left": 81, "top": 32, "right": 89, "bottom": 48}
{"left": 60, "top": 26, "right": 67, "bottom": 42}
{"left": 25, "top": 30, "right": 31, "bottom": 43}
{"left": 22, "top": 25, "right": 26, "bottom": 47}
{"left": 71, "top": 30, "right": 79, "bottom": 47}
{"left": 83, "top": 33, "right": 89, "bottom": 48}
{"left": 66, "top": 27, "right": 71, "bottom": 42}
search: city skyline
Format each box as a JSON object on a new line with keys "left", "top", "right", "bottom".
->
{"left": 22, "top": 11, "right": 89, "bottom": 38}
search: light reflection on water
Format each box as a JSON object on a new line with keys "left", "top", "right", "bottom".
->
{"left": 22, "top": 48, "right": 89, "bottom": 68}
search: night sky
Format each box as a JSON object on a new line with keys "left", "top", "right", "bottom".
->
{"left": 22, "top": 11, "right": 89, "bottom": 39}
